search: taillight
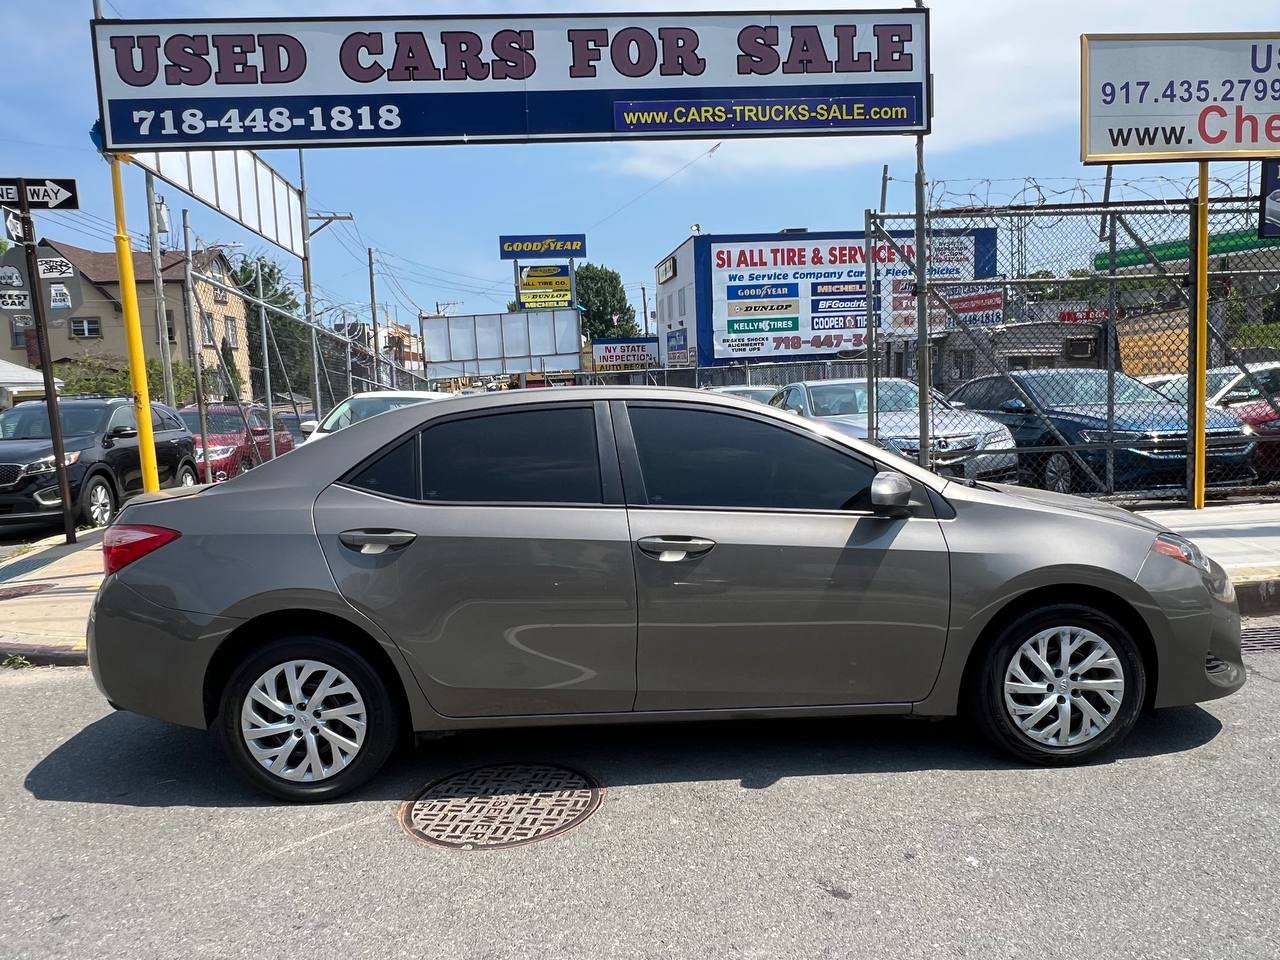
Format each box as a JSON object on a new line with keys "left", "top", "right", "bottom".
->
{"left": 102, "top": 524, "right": 181, "bottom": 576}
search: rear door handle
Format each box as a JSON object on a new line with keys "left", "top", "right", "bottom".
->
{"left": 339, "top": 529, "right": 417, "bottom": 556}
{"left": 636, "top": 536, "right": 716, "bottom": 561}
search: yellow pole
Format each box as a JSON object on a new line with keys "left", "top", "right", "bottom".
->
{"left": 110, "top": 155, "right": 160, "bottom": 493}
{"left": 1193, "top": 161, "right": 1209, "bottom": 510}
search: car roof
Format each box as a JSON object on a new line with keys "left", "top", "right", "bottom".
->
{"left": 344, "top": 390, "right": 453, "bottom": 400}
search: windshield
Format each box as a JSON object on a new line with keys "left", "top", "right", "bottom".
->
{"left": 1149, "top": 371, "right": 1239, "bottom": 404}
{"left": 808, "top": 380, "right": 920, "bottom": 417}
{"left": 1022, "top": 370, "right": 1169, "bottom": 406}
{"left": 0, "top": 404, "right": 104, "bottom": 440}
{"left": 179, "top": 411, "right": 250, "bottom": 435}
{"left": 318, "top": 395, "right": 429, "bottom": 433}
{"left": 721, "top": 387, "right": 777, "bottom": 402}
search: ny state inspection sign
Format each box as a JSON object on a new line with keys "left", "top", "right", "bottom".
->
{"left": 92, "top": 11, "right": 929, "bottom": 151}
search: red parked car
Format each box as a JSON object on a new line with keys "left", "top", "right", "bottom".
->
{"left": 177, "top": 404, "right": 295, "bottom": 481}
{"left": 1233, "top": 398, "right": 1280, "bottom": 479}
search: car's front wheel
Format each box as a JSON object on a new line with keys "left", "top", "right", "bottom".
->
{"left": 971, "top": 603, "right": 1146, "bottom": 765}
{"left": 218, "top": 636, "right": 398, "bottom": 801}
{"left": 1041, "top": 452, "right": 1073, "bottom": 494}
{"left": 78, "top": 475, "right": 116, "bottom": 528}
{"left": 177, "top": 464, "right": 199, "bottom": 487}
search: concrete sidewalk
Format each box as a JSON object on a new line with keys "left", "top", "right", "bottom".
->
{"left": 0, "top": 501, "right": 1277, "bottom": 667}
{"left": 0, "top": 530, "right": 102, "bottom": 665}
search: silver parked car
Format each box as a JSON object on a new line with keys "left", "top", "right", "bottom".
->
{"left": 89, "top": 387, "right": 1243, "bottom": 801}
{"left": 769, "top": 377, "right": 1018, "bottom": 482}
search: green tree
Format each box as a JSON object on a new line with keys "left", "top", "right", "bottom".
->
{"left": 234, "top": 256, "right": 307, "bottom": 405}
{"left": 506, "top": 299, "right": 520, "bottom": 312}
{"left": 54, "top": 354, "right": 196, "bottom": 407}
{"left": 218, "top": 337, "right": 243, "bottom": 396}
{"left": 574, "top": 262, "right": 641, "bottom": 340}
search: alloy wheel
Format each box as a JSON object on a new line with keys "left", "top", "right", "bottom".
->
{"left": 180, "top": 467, "right": 198, "bottom": 486}
{"left": 1044, "top": 454, "right": 1072, "bottom": 494}
{"left": 1003, "top": 626, "right": 1125, "bottom": 747}
{"left": 88, "top": 482, "right": 113, "bottom": 526}
{"left": 239, "top": 659, "right": 368, "bottom": 782}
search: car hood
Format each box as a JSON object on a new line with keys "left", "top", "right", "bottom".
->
{"left": 1044, "top": 402, "right": 1241, "bottom": 432}
{"left": 967, "top": 480, "right": 1170, "bottom": 533}
{"left": 0, "top": 438, "right": 75, "bottom": 462}
{"left": 821, "top": 406, "right": 1003, "bottom": 440}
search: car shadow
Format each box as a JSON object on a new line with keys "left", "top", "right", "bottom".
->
{"left": 24, "top": 705, "right": 1223, "bottom": 809}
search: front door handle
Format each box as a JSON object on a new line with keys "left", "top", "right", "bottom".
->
{"left": 636, "top": 536, "right": 716, "bottom": 562}
{"left": 339, "top": 529, "right": 417, "bottom": 556}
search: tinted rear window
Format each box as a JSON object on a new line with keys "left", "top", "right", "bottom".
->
{"left": 420, "top": 408, "right": 600, "bottom": 504}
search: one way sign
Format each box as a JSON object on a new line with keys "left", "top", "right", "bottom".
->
{"left": 0, "top": 178, "right": 79, "bottom": 210}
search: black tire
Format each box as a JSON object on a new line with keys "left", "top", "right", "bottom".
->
{"left": 1040, "top": 452, "right": 1073, "bottom": 495}
{"left": 78, "top": 474, "right": 116, "bottom": 528}
{"left": 176, "top": 463, "right": 199, "bottom": 487}
{"left": 217, "top": 636, "right": 399, "bottom": 802}
{"left": 969, "top": 603, "right": 1146, "bottom": 765}
{"left": 237, "top": 457, "right": 253, "bottom": 476}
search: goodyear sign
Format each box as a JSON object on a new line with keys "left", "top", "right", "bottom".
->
{"left": 500, "top": 234, "right": 587, "bottom": 260}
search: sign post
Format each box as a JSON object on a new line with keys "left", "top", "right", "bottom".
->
{"left": 14, "top": 180, "right": 77, "bottom": 544}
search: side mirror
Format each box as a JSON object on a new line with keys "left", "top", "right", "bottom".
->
{"left": 299, "top": 420, "right": 318, "bottom": 435}
{"left": 999, "top": 398, "right": 1028, "bottom": 414}
{"left": 870, "top": 471, "right": 913, "bottom": 516}
{"left": 109, "top": 425, "right": 138, "bottom": 439}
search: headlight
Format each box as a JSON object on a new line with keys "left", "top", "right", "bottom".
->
{"left": 1152, "top": 532, "right": 1210, "bottom": 574}
{"left": 24, "top": 451, "right": 80, "bottom": 474}
{"left": 1242, "top": 423, "right": 1256, "bottom": 436}
{"left": 1079, "top": 429, "right": 1148, "bottom": 443}
{"left": 197, "top": 445, "right": 237, "bottom": 461}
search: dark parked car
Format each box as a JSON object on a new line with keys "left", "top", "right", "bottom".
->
{"left": 273, "top": 411, "right": 309, "bottom": 446}
{"left": 90, "top": 388, "right": 1243, "bottom": 801}
{"left": 0, "top": 397, "right": 198, "bottom": 527}
{"left": 948, "top": 369, "right": 1255, "bottom": 493}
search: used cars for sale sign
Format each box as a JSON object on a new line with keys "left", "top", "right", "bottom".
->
{"left": 92, "top": 11, "right": 929, "bottom": 150}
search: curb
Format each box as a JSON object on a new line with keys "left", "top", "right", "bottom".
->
{"left": 1236, "top": 578, "right": 1280, "bottom": 618}
{"left": 0, "top": 639, "right": 87, "bottom": 667}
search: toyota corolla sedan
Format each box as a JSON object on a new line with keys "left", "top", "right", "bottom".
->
{"left": 88, "top": 388, "right": 1244, "bottom": 801}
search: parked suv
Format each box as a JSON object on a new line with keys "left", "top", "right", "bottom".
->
{"left": 0, "top": 397, "right": 199, "bottom": 527}
{"left": 178, "top": 404, "right": 295, "bottom": 481}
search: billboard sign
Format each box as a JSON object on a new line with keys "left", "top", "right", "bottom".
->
{"left": 665, "top": 327, "right": 689, "bottom": 366}
{"left": 500, "top": 234, "right": 586, "bottom": 260}
{"left": 593, "top": 337, "right": 659, "bottom": 371}
{"left": 939, "top": 285, "right": 1004, "bottom": 329}
{"left": 519, "top": 264, "right": 571, "bottom": 290}
{"left": 92, "top": 13, "right": 929, "bottom": 151}
{"left": 707, "top": 230, "right": 996, "bottom": 360}
{"left": 1261, "top": 159, "right": 1280, "bottom": 239}
{"left": 422, "top": 308, "right": 581, "bottom": 377}
{"left": 1083, "top": 33, "right": 1280, "bottom": 163}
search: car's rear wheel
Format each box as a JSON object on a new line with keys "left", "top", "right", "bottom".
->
{"left": 217, "top": 637, "right": 398, "bottom": 802}
{"left": 970, "top": 603, "right": 1146, "bottom": 765}
{"left": 177, "top": 464, "right": 198, "bottom": 487}
{"left": 78, "top": 475, "right": 115, "bottom": 528}
{"left": 238, "top": 457, "right": 253, "bottom": 475}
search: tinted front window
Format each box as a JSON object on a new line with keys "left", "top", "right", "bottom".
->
{"left": 0, "top": 404, "right": 106, "bottom": 439}
{"left": 421, "top": 408, "right": 600, "bottom": 504}
{"left": 628, "top": 406, "right": 876, "bottom": 511}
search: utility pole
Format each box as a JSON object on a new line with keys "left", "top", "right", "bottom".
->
{"left": 298, "top": 151, "right": 323, "bottom": 419}
{"left": 641, "top": 285, "right": 649, "bottom": 336}
{"left": 145, "top": 172, "right": 174, "bottom": 407}
{"left": 417, "top": 311, "right": 427, "bottom": 388}
{"left": 17, "top": 185, "right": 75, "bottom": 544}
{"left": 367, "top": 247, "right": 381, "bottom": 389}
{"left": 256, "top": 260, "right": 275, "bottom": 458}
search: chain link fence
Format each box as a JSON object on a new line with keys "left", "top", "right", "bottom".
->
{"left": 867, "top": 196, "right": 1280, "bottom": 503}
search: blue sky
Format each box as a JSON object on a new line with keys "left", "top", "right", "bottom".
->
{"left": 5, "top": 0, "right": 1277, "bottom": 327}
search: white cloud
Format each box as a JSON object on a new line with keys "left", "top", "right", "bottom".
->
{"left": 615, "top": 0, "right": 1279, "bottom": 178}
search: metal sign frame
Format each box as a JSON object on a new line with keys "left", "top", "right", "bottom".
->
{"left": 92, "top": 9, "right": 931, "bottom": 152}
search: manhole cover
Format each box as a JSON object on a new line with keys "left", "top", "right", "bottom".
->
{"left": 0, "top": 583, "right": 51, "bottom": 601}
{"left": 399, "top": 762, "right": 602, "bottom": 851}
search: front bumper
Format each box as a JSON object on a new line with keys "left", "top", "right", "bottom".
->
{"left": 88, "top": 576, "right": 243, "bottom": 729}
{"left": 1136, "top": 550, "right": 1245, "bottom": 708}
{"left": 0, "top": 467, "right": 86, "bottom": 522}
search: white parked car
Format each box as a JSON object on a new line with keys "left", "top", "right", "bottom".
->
{"left": 1143, "top": 362, "right": 1280, "bottom": 409}
{"left": 301, "top": 390, "right": 454, "bottom": 443}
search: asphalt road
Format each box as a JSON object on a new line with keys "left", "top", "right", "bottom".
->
{"left": 2, "top": 661, "right": 1278, "bottom": 960}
